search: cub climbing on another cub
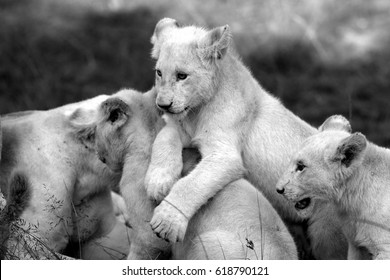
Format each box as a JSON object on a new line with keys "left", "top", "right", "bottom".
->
{"left": 276, "top": 115, "right": 390, "bottom": 260}
{"left": 82, "top": 88, "right": 297, "bottom": 260}
{"left": 146, "top": 18, "right": 346, "bottom": 259}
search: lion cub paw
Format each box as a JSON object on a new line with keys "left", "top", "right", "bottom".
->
{"left": 144, "top": 167, "right": 178, "bottom": 203}
{"left": 150, "top": 200, "right": 188, "bottom": 243}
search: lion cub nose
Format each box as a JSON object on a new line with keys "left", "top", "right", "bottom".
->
{"left": 276, "top": 187, "right": 285, "bottom": 194}
{"left": 157, "top": 102, "right": 173, "bottom": 111}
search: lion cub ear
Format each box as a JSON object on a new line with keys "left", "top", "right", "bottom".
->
{"left": 151, "top": 18, "right": 180, "bottom": 59}
{"left": 100, "top": 98, "right": 131, "bottom": 129}
{"left": 198, "top": 25, "right": 231, "bottom": 61}
{"left": 68, "top": 108, "right": 97, "bottom": 150}
{"left": 319, "top": 115, "right": 352, "bottom": 133}
{"left": 332, "top": 132, "right": 367, "bottom": 169}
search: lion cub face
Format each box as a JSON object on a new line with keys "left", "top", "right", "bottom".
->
{"left": 151, "top": 18, "right": 231, "bottom": 119}
{"left": 276, "top": 115, "right": 367, "bottom": 218}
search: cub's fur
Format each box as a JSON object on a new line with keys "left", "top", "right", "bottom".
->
{"left": 1, "top": 98, "right": 130, "bottom": 259}
{"left": 88, "top": 88, "right": 297, "bottom": 260}
{"left": 276, "top": 115, "right": 390, "bottom": 260}
{"left": 147, "top": 18, "right": 346, "bottom": 258}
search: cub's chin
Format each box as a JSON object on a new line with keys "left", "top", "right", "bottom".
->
{"left": 165, "top": 106, "right": 191, "bottom": 120}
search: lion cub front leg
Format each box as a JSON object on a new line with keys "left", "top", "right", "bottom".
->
{"left": 151, "top": 136, "right": 245, "bottom": 243}
{"left": 145, "top": 118, "right": 184, "bottom": 203}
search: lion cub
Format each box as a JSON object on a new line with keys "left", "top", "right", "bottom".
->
{"left": 87, "top": 88, "right": 297, "bottom": 260}
{"left": 276, "top": 115, "right": 390, "bottom": 260}
{"left": 145, "top": 18, "right": 346, "bottom": 259}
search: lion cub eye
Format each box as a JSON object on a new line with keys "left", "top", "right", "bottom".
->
{"left": 176, "top": 72, "right": 188, "bottom": 81}
{"left": 296, "top": 161, "right": 306, "bottom": 172}
{"left": 156, "top": 69, "right": 162, "bottom": 77}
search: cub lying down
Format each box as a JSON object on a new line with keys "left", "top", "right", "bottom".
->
{"left": 88, "top": 88, "right": 297, "bottom": 259}
{"left": 276, "top": 115, "right": 390, "bottom": 260}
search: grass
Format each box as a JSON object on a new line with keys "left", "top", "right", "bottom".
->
{"left": 0, "top": 182, "right": 129, "bottom": 260}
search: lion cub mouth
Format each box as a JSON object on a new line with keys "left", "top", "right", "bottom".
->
{"left": 295, "top": 197, "right": 311, "bottom": 210}
{"left": 167, "top": 106, "right": 190, "bottom": 115}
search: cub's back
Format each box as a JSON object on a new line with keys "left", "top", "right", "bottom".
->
{"left": 177, "top": 179, "right": 297, "bottom": 260}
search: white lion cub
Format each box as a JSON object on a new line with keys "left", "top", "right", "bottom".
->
{"left": 276, "top": 115, "right": 390, "bottom": 260}
{"left": 145, "top": 18, "right": 346, "bottom": 259}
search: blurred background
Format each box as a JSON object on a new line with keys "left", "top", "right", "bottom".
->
{"left": 0, "top": 0, "right": 389, "bottom": 146}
